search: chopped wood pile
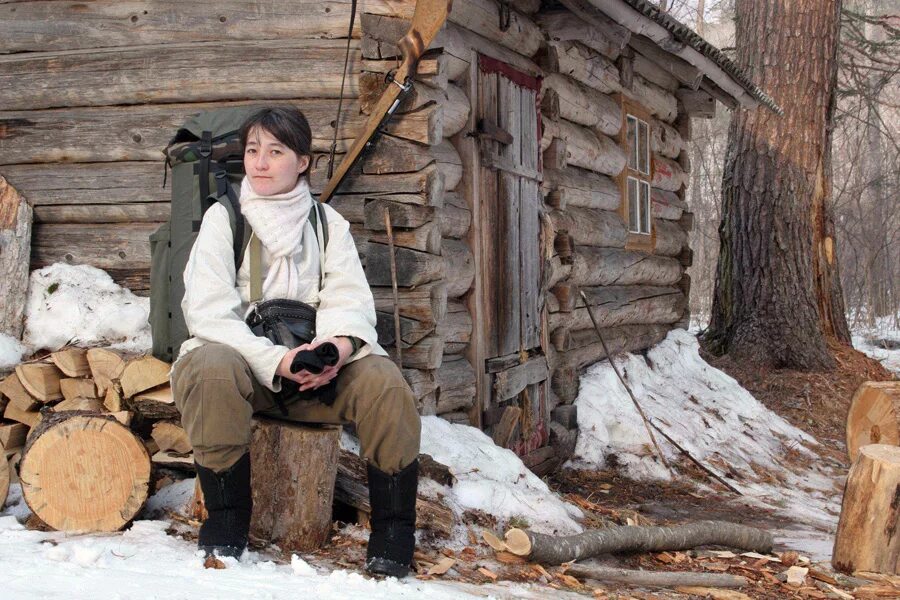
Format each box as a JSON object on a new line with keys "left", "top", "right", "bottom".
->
{"left": 0, "top": 346, "right": 459, "bottom": 547}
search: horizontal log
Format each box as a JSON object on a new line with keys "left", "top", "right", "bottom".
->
{"left": 4, "top": 158, "right": 443, "bottom": 211}
{"left": 628, "top": 35, "right": 704, "bottom": 91}
{"left": 652, "top": 155, "right": 688, "bottom": 192}
{"left": 0, "top": 0, "right": 419, "bottom": 54}
{"left": 402, "top": 368, "right": 438, "bottom": 400}
{"left": 555, "top": 323, "right": 670, "bottom": 370}
{"left": 676, "top": 88, "right": 716, "bottom": 119}
{"left": 548, "top": 207, "right": 626, "bottom": 248}
{"left": 541, "top": 73, "right": 621, "bottom": 138}
{"left": 366, "top": 243, "right": 443, "bottom": 288}
{"left": 626, "top": 75, "right": 678, "bottom": 122}
{"left": 365, "top": 199, "right": 435, "bottom": 230}
{"left": 541, "top": 119, "right": 625, "bottom": 177}
{"left": 0, "top": 100, "right": 443, "bottom": 165}
{"left": 650, "top": 119, "right": 684, "bottom": 159}
{"left": 653, "top": 219, "right": 688, "bottom": 257}
{"left": 357, "top": 80, "right": 469, "bottom": 140}
{"left": 435, "top": 302, "right": 472, "bottom": 344}
{"left": 435, "top": 356, "right": 476, "bottom": 413}
{"left": 0, "top": 41, "right": 373, "bottom": 110}
{"left": 31, "top": 202, "right": 168, "bottom": 224}
{"left": 328, "top": 195, "right": 367, "bottom": 223}
{"left": 651, "top": 188, "right": 686, "bottom": 221}
{"left": 557, "top": 0, "right": 632, "bottom": 59}
{"left": 632, "top": 52, "right": 680, "bottom": 91}
{"left": 0, "top": 162, "right": 164, "bottom": 206}
{"left": 375, "top": 312, "right": 434, "bottom": 347}
{"left": 548, "top": 292, "right": 686, "bottom": 346}
{"left": 31, "top": 223, "right": 159, "bottom": 271}
{"left": 401, "top": 335, "right": 445, "bottom": 370}
{"left": 537, "top": 10, "right": 625, "bottom": 60}
{"left": 442, "top": 239, "right": 474, "bottom": 298}
{"left": 539, "top": 41, "right": 621, "bottom": 96}
{"left": 492, "top": 355, "right": 549, "bottom": 401}
{"left": 437, "top": 192, "right": 470, "bottom": 239}
{"left": 569, "top": 247, "right": 683, "bottom": 287}
{"left": 444, "top": 0, "right": 543, "bottom": 57}
{"left": 370, "top": 221, "right": 442, "bottom": 254}
{"left": 542, "top": 167, "right": 620, "bottom": 211}
{"left": 371, "top": 282, "right": 448, "bottom": 325}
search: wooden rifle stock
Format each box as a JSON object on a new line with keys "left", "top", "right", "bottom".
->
{"left": 319, "top": 0, "right": 452, "bottom": 203}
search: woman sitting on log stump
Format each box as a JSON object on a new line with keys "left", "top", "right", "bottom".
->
{"left": 171, "top": 106, "right": 420, "bottom": 578}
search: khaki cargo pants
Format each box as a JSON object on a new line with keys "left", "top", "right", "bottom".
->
{"left": 172, "top": 343, "right": 421, "bottom": 474}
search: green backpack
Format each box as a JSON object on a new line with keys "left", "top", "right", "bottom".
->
{"left": 149, "top": 106, "right": 327, "bottom": 363}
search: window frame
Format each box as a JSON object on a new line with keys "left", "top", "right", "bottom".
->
{"left": 616, "top": 96, "right": 656, "bottom": 249}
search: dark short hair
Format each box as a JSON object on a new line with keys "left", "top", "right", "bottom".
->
{"left": 240, "top": 106, "right": 313, "bottom": 178}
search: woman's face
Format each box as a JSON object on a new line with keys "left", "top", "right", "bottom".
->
{"left": 243, "top": 126, "right": 310, "bottom": 196}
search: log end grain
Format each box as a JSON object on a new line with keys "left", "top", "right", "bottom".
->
{"left": 20, "top": 413, "right": 151, "bottom": 531}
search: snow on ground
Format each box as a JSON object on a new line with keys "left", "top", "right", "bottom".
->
{"left": 570, "top": 329, "right": 843, "bottom": 560}
{"left": 851, "top": 315, "right": 900, "bottom": 376}
{"left": 22, "top": 263, "right": 152, "bottom": 354}
{"left": 0, "top": 332, "right": 27, "bottom": 369}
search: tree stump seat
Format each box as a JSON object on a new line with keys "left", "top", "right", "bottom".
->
{"left": 193, "top": 418, "right": 341, "bottom": 552}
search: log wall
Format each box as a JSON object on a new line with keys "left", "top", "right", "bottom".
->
{"left": 1, "top": 0, "right": 707, "bottom": 470}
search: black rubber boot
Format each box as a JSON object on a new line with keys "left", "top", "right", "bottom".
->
{"left": 195, "top": 452, "right": 252, "bottom": 559}
{"left": 365, "top": 459, "right": 418, "bottom": 578}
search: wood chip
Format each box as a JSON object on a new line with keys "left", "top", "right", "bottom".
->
{"left": 675, "top": 587, "right": 752, "bottom": 600}
{"left": 780, "top": 550, "right": 799, "bottom": 566}
{"left": 495, "top": 551, "right": 526, "bottom": 564}
{"left": 785, "top": 566, "right": 810, "bottom": 586}
{"left": 556, "top": 573, "right": 582, "bottom": 588}
{"left": 710, "top": 551, "right": 737, "bottom": 559}
{"left": 808, "top": 568, "right": 838, "bottom": 585}
{"left": 427, "top": 557, "right": 455, "bottom": 576}
{"left": 741, "top": 551, "right": 779, "bottom": 562}
{"left": 531, "top": 564, "right": 552, "bottom": 579}
{"left": 818, "top": 582, "right": 854, "bottom": 600}
{"left": 477, "top": 567, "right": 498, "bottom": 581}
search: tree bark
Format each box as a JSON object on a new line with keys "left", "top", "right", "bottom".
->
{"left": 706, "top": 0, "right": 849, "bottom": 370}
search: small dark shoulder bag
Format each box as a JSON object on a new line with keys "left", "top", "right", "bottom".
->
{"left": 244, "top": 201, "right": 339, "bottom": 413}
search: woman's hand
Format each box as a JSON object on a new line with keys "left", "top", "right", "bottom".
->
{"left": 275, "top": 336, "right": 354, "bottom": 391}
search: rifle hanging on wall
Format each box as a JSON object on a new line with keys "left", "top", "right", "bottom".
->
{"left": 319, "top": 0, "right": 452, "bottom": 204}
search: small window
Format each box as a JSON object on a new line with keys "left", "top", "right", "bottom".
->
{"left": 626, "top": 115, "right": 650, "bottom": 175}
{"left": 624, "top": 112, "right": 652, "bottom": 235}
{"left": 627, "top": 177, "right": 651, "bottom": 234}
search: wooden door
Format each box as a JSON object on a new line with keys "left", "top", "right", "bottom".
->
{"left": 476, "top": 56, "right": 548, "bottom": 457}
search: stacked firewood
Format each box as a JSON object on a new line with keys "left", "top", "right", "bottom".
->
{"left": 0, "top": 346, "right": 456, "bottom": 550}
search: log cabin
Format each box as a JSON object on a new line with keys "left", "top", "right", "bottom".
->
{"left": 0, "top": 0, "right": 777, "bottom": 475}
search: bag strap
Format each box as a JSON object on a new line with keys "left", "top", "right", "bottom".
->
{"left": 249, "top": 200, "right": 329, "bottom": 304}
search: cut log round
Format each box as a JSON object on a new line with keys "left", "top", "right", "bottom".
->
{"left": 832, "top": 444, "right": 900, "bottom": 575}
{"left": 19, "top": 412, "right": 151, "bottom": 532}
{"left": 504, "top": 521, "right": 773, "bottom": 565}
{"left": 846, "top": 381, "right": 900, "bottom": 462}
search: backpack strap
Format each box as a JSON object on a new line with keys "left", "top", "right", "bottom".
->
{"left": 247, "top": 199, "right": 329, "bottom": 303}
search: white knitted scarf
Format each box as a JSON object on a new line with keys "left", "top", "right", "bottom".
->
{"left": 239, "top": 176, "right": 313, "bottom": 300}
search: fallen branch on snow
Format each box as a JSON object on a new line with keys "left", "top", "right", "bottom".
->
{"left": 500, "top": 521, "right": 773, "bottom": 565}
{"left": 566, "top": 562, "right": 748, "bottom": 588}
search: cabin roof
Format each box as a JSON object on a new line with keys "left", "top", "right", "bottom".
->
{"left": 615, "top": 0, "right": 782, "bottom": 114}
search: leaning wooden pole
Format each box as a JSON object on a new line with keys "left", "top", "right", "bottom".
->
{"left": 503, "top": 521, "right": 774, "bottom": 565}
{"left": 384, "top": 211, "right": 403, "bottom": 368}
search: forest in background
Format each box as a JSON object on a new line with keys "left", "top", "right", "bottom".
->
{"left": 660, "top": 0, "right": 899, "bottom": 336}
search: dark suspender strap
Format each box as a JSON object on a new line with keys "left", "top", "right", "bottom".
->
{"left": 198, "top": 130, "right": 212, "bottom": 205}
{"left": 326, "top": 0, "right": 357, "bottom": 181}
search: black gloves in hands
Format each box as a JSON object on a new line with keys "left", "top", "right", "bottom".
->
{"left": 289, "top": 342, "right": 340, "bottom": 375}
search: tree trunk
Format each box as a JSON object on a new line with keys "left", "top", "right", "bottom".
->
{"left": 706, "top": 0, "right": 849, "bottom": 370}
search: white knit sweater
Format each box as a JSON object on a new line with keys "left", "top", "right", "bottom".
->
{"left": 177, "top": 200, "right": 386, "bottom": 392}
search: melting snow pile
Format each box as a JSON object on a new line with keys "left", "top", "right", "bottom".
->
{"left": 851, "top": 315, "right": 900, "bottom": 377}
{"left": 21, "top": 263, "right": 152, "bottom": 355}
{"left": 570, "top": 329, "right": 842, "bottom": 558}
{"left": 342, "top": 417, "right": 583, "bottom": 538}
{"left": 0, "top": 333, "right": 27, "bottom": 370}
